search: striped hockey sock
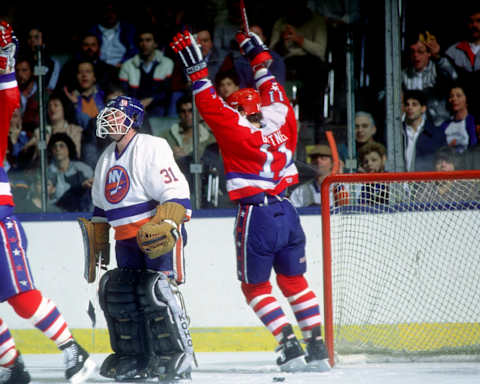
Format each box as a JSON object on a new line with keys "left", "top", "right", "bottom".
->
{"left": 30, "top": 296, "right": 73, "bottom": 348}
{"left": 0, "top": 319, "right": 17, "bottom": 367}
{"left": 287, "top": 288, "right": 322, "bottom": 340}
{"left": 249, "top": 294, "right": 290, "bottom": 342}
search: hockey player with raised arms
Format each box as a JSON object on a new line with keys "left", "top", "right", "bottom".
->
{"left": 171, "top": 29, "right": 330, "bottom": 372}
{"left": 0, "top": 20, "right": 96, "bottom": 384}
{"left": 81, "top": 92, "right": 195, "bottom": 381}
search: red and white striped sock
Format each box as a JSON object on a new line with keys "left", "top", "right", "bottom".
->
{"left": 248, "top": 294, "right": 290, "bottom": 342}
{"left": 287, "top": 288, "right": 322, "bottom": 340}
{"left": 0, "top": 319, "right": 18, "bottom": 367}
{"left": 29, "top": 296, "right": 72, "bottom": 348}
{"left": 242, "top": 281, "right": 291, "bottom": 342}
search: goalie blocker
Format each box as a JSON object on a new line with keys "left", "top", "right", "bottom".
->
{"left": 78, "top": 217, "right": 110, "bottom": 283}
{"left": 98, "top": 268, "right": 194, "bottom": 382}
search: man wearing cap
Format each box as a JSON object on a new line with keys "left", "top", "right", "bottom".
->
{"left": 289, "top": 144, "right": 333, "bottom": 207}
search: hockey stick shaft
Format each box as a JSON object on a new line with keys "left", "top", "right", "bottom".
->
{"left": 240, "top": 0, "right": 250, "bottom": 34}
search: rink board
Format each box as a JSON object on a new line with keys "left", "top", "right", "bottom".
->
{"left": 10, "top": 323, "right": 480, "bottom": 354}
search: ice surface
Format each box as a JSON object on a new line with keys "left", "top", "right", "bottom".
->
{"left": 18, "top": 352, "right": 480, "bottom": 383}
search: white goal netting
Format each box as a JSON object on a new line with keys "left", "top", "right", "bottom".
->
{"left": 322, "top": 171, "right": 480, "bottom": 361}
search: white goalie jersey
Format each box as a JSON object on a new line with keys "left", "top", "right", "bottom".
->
{"left": 92, "top": 134, "right": 191, "bottom": 240}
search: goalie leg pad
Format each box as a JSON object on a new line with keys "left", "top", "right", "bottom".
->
{"left": 137, "top": 271, "right": 194, "bottom": 378}
{"left": 99, "top": 269, "right": 156, "bottom": 380}
{"left": 99, "top": 269, "right": 147, "bottom": 356}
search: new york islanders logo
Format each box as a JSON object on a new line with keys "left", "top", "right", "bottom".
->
{"left": 105, "top": 165, "right": 130, "bottom": 204}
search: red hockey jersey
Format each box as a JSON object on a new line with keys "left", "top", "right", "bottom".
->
{"left": 0, "top": 72, "right": 20, "bottom": 207}
{"left": 194, "top": 71, "right": 299, "bottom": 201}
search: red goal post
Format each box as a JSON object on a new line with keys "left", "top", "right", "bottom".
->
{"left": 321, "top": 170, "right": 480, "bottom": 367}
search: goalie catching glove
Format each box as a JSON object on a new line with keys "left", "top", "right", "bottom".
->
{"left": 137, "top": 202, "right": 187, "bottom": 259}
{"left": 170, "top": 31, "right": 208, "bottom": 82}
{"left": 235, "top": 31, "right": 272, "bottom": 70}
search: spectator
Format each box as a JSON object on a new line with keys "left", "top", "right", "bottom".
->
{"left": 434, "top": 146, "right": 463, "bottom": 171}
{"left": 14, "top": 172, "right": 62, "bottom": 214}
{"left": 119, "top": 27, "right": 174, "bottom": 117}
{"left": 402, "top": 90, "right": 446, "bottom": 171}
{"left": 63, "top": 60, "right": 105, "bottom": 130}
{"left": 340, "top": 110, "right": 380, "bottom": 172}
{"left": 415, "top": 146, "right": 479, "bottom": 203}
{"left": 87, "top": 1, "right": 137, "bottom": 67}
{"left": 439, "top": 83, "right": 478, "bottom": 153}
{"left": 221, "top": 24, "right": 286, "bottom": 89}
{"left": 215, "top": 69, "right": 240, "bottom": 100}
{"left": 289, "top": 144, "right": 332, "bottom": 207}
{"left": 14, "top": 57, "right": 39, "bottom": 134}
{"left": 358, "top": 142, "right": 389, "bottom": 206}
{"left": 57, "top": 33, "right": 118, "bottom": 93}
{"left": 269, "top": 1, "right": 328, "bottom": 121}
{"left": 23, "top": 26, "right": 61, "bottom": 92}
{"left": 212, "top": 0, "right": 242, "bottom": 52}
{"left": 445, "top": 7, "right": 480, "bottom": 121}
{"left": 200, "top": 142, "right": 234, "bottom": 209}
{"left": 6, "top": 108, "right": 31, "bottom": 171}
{"left": 192, "top": 27, "right": 228, "bottom": 85}
{"left": 27, "top": 94, "right": 83, "bottom": 162}
{"left": 355, "top": 111, "right": 379, "bottom": 150}
{"left": 47, "top": 133, "right": 94, "bottom": 212}
{"left": 167, "top": 27, "right": 227, "bottom": 117}
{"left": 358, "top": 142, "right": 387, "bottom": 173}
{"left": 402, "top": 30, "right": 458, "bottom": 126}
{"left": 164, "top": 93, "right": 214, "bottom": 161}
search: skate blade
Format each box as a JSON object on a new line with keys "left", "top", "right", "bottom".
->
{"left": 279, "top": 356, "right": 307, "bottom": 373}
{"left": 304, "top": 358, "right": 331, "bottom": 372}
{"left": 70, "top": 358, "right": 96, "bottom": 384}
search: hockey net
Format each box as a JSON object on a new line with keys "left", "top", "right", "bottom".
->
{"left": 320, "top": 171, "right": 480, "bottom": 366}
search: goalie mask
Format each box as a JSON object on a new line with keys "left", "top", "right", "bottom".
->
{"left": 227, "top": 88, "right": 261, "bottom": 116}
{"left": 96, "top": 96, "right": 144, "bottom": 138}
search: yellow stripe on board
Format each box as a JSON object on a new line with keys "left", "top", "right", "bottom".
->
{"left": 335, "top": 322, "right": 480, "bottom": 353}
{"left": 11, "top": 327, "right": 292, "bottom": 354}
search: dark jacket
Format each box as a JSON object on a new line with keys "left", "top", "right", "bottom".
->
{"left": 403, "top": 118, "right": 447, "bottom": 171}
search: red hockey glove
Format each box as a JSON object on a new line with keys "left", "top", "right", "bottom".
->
{"left": 235, "top": 31, "right": 272, "bottom": 70}
{"left": 170, "top": 31, "right": 208, "bottom": 82}
{"left": 0, "top": 21, "right": 13, "bottom": 48}
{"left": 0, "top": 22, "right": 16, "bottom": 74}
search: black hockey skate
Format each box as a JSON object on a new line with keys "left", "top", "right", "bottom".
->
{"left": 0, "top": 352, "right": 30, "bottom": 384}
{"left": 100, "top": 353, "right": 152, "bottom": 381}
{"left": 304, "top": 326, "right": 331, "bottom": 372}
{"left": 275, "top": 324, "right": 306, "bottom": 372}
{"left": 154, "top": 352, "right": 193, "bottom": 383}
{"left": 157, "top": 367, "right": 192, "bottom": 384}
{"left": 61, "top": 339, "right": 96, "bottom": 383}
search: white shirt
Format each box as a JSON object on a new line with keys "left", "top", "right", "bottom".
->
{"left": 404, "top": 116, "right": 425, "bottom": 171}
{"left": 470, "top": 42, "right": 480, "bottom": 55}
{"left": 92, "top": 133, "right": 191, "bottom": 239}
{"left": 444, "top": 119, "right": 469, "bottom": 153}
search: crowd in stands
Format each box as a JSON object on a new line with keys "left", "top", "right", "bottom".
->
{"left": 4, "top": 1, "right": 480, "bottom": 212}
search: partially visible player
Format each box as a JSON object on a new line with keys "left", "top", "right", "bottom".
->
{"left": 83, "top": 95, "right": 194, "bottom": 382}
{"left": 0, "top": 20, "right": 96, "bottom": 384}
{"left": 171, "top": 29, "right": 330, "bottom": 372}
